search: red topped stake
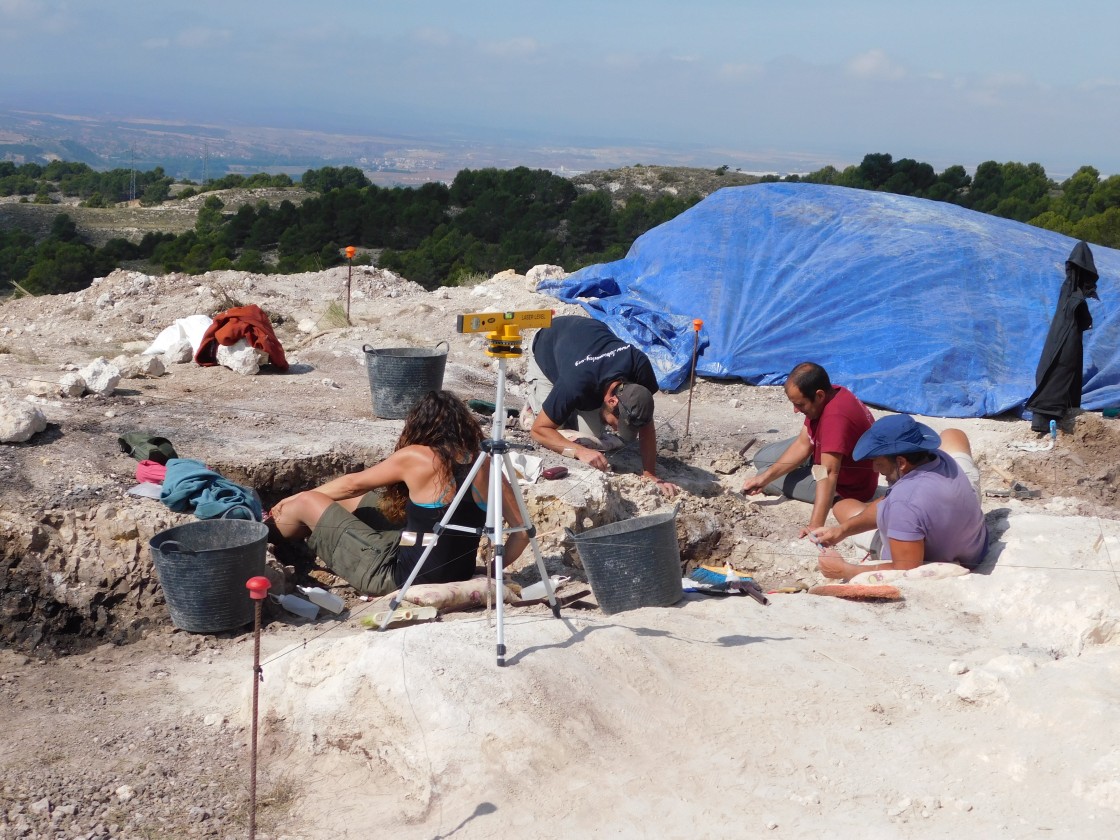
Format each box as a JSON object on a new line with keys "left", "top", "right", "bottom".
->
{"left": 246, "top": 576, "right": 271, "bottom": 600}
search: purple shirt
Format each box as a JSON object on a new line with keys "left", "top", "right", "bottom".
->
{"left": 877, "top": 451, "right": 989, "bottom": 568}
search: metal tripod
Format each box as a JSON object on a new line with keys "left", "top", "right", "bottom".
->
{"left": 378, "top": 351, "right": 560, "bottom": 666}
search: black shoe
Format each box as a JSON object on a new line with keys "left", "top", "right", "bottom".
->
{"left": 1030, "top": 413, "right": 1056, "bottom": 434}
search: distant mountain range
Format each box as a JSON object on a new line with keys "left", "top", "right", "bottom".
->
{"left": 0, "top": 107, "right": 827, "bottom": 185}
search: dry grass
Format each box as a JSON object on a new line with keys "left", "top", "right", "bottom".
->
{"left": 212, "top": 286, "right": 244, "bottom": 313}
{"left": 319, "top": 300, "right": 351, "bottom": 329}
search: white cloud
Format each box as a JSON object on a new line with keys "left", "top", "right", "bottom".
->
{"left": 412, "top": 26, "right": 452, "bottom": 47}
{"left": 0, "top": 0, "right": 44, "bottom": 19}
{"left": 0, "top": 0, "right": 71, "bottom": 37}
{"left": 175, "top": 27, "right": 232, "bottom": 50}
{"left": 603, "top": 52, "right": 640, "bottom": 69}
{"left": 718, "top": 61, "right": 763, "bottom": 81}
{"left": 978, "top": 72, "right": 1030, "bottom": 89}
{"left": 964, "top": 73, "right": 1034, "bottom": 107}
{"left": 845, "top": 49, "right": 905, "bottom": 81}
{"left": 480, "top": 36, "right": 538, "bottom": 58}
{"left": 1079, "top": 76, "right": 1120, "bottom": 91}
{"left": 142, "top": 37, "right": 171, "bottom": 50}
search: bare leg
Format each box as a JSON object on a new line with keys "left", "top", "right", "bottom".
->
{"left": 270, "top": 490, "right": 336, "bottom": 542}
{"left": 939, "top": 428, "right": 981, "bottom": 505}
{"left": 939, "top": 428, "right": 971, "bottom": 457}
{"left": 832, "top": 496, "right": 870, "bottom": 523}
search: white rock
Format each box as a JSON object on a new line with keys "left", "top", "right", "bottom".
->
{"left": 0, "top": 397, "right": 48, "bottom": 442}
{"left": 956, "top": 670, "right": 1008, "bottom": 704}
{"left": 138, "top": 355, "right": 166, "bottom": 377}
{"left": 79, "top": 358, "right": 121, "bottom": 396}
{"left": 95, "top": 292, "right": 114, "bottom": 309}
{"left": 110, "top": 354, "right": 141, "bottom": 380}
{"left": 526, "top": 263, "right": 567, "bottom": 289}
{"left": 162, "top": 338, "right": 194, "bottom": 364}
{"left": 58, "top": 371, "right": 86, "bottom": 398}
{"left": 27, "top": 378, "right": 59, "bottom": 397}
{"left": 216, "top": 339, "right": 268, "bottom": 376}
{"left": 887, "top": 797, "right": 912, "bottom": 817}
{"left": 115, "top": 784, "right": 135, "bottom": 802}
{"left": 948, "top": 660, "right": 969, "bottom": 675}
{"left": 297, "top": 318, "right": 317, "bottom": 334}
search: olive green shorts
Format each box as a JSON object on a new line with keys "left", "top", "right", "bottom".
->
{"left": 307, "top": 492, "right": 400, "bottom": 596}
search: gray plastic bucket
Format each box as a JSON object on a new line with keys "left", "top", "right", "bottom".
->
{"left": 149, "top": 517, "right": 268, "bottom": 633}
{"left": 363, "top": 341, "right": 449, "bottom": 419}
{"left": 567, "top": 506, "right": 682, "bottom": 615}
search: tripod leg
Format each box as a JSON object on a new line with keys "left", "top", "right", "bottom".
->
{"left": 498, "top": 451, "right": 561, "bottom": 618}
{"left": 489, "top": 442, "right": 508, "bottom": 666}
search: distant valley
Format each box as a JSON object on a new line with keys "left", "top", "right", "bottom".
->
{"left": 0, "top": 107, "right": 827, "bottom": 184}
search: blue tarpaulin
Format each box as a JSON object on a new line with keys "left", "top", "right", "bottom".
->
{"left": 540, "top": 182, "right": 1120, "bottom": 418}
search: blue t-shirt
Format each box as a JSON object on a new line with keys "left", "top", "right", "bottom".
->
{"left": 877, "top": 451, "right": 989, "bottom": 568}
{"left": 531, "top": 316, "right": 658, "bottom": 425}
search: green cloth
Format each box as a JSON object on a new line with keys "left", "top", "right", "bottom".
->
{"left": 117, "top": 433, "right": 178, "bottom": 465}
{"left": 306, "top": 492, "right": 400, "bottom": 596}
{"left": 467, "top": 399, "right": 518, "bottom": 418}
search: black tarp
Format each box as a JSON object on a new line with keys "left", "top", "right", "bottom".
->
{"left": 1025, "top": 241, "right": 1100, "bottom": 431}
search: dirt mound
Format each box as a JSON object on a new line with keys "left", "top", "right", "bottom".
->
{"left": 1005, "top": 412, "right": 1120, "bottom": 511}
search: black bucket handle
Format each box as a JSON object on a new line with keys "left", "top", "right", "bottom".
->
{"left": 361, "top": 341, "right": 449, "bottom": 355}
{"left": 565, "top": 502, "right": 679, "bottom": 542}
{"left": 159, "top": 539, "right": 188, "bottom": 557}
{"left": 221, "top": 504, "right": 257, "bottom": 521}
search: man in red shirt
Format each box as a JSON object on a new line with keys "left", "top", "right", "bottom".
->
{"left": 742, "top": 362, "right": 877, "bottom": 533}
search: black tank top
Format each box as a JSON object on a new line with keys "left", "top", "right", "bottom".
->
{"left": 393, "top": 461, "right": 487, "bottom": 586}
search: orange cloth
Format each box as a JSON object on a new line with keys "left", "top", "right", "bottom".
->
{"left": 194, "top": 304, "right": 289, "bottom": 372}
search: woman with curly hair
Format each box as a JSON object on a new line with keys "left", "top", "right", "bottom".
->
{"left": 268, "top": 390, "right": 527, "bottom": 595}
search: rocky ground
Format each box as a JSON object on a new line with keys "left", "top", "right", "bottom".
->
{"left": 1, "top": 264, "right": 1118, "bottom": 839}
{"left": 570, "top": 164, "right": 760, "bottom": 206}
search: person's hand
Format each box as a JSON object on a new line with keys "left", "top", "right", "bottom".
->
{"left": 269, "top": 494, "right": 294, "bottom": 522}
{"left": 803, "top": 525, "right": 843, "bottom": 546}
{"left": 575, "top": 447, "right": 609, "bottom": 471}
{"left": 643, "top": 472, "right": 680, "bottom": 499}
{"left": 818, "top": 552, "right": 849, "bottom": 580}
{"left": 741, "top": 473, "right": 768, "bottom": 495}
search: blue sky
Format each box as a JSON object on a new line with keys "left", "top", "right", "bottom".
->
{"left": 3, "top": 1, "right": 1120, "bottom": 176}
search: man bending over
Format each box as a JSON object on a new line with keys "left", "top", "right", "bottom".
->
{"left": 525, "top": 315, "right": 678, "bottom": 498}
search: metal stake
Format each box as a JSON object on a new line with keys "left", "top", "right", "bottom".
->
{"left": 344, "top": 246, "right": 356, "bottom": 323}
{"left": 685, "top": 318, "right": 703, "bottom": 437}
{"left": 245, "top": 576, "right": 271, "bottom": 840}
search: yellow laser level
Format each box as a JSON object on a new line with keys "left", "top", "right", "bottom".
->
{"left": 456, "top": 309, "right": 553, "bottom": 358}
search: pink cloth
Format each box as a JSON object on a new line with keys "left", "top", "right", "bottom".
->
{"left": 136, "top": 460, "right": 167, "bottom": 484}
